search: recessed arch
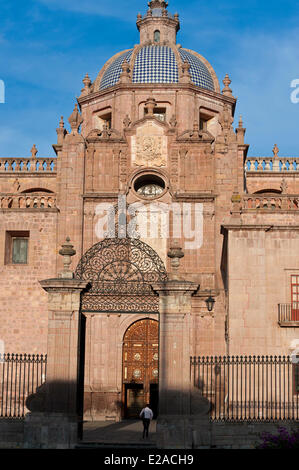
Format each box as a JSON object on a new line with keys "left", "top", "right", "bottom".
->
{"left": 21, "top": 188, "right": 54, "bottom": 194}
{"left": 253, "top": 189, "right": 282, "bottom": 195}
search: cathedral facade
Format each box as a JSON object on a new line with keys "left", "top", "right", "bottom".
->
{"left": 0, "top": 0, "right": 298, "bottom": 423}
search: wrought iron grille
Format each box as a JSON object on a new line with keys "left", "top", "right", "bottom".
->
{"left": 75, "top": 238, "right": 167, "bottom": 313}
{"left": 191, "top": 356, "right": 299, "bottom": 422}
{"left": 0, "top": 353, "right": 47, "bottom": 418}
{"left": 279, "top": 304, "right": 299, "bottom": 323}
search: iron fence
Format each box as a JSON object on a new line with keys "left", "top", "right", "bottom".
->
{"left": 191, "top": 356, "right": 299, "bottom": 422}
{"left": 0, "top": 353, "right": 47, "bottom": 418}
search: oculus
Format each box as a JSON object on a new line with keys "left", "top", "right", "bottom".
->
{"left": 134, "top": 174, "right": 166, "bottom": 199}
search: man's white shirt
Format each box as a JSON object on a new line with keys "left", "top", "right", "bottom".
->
{"left": 140, "top": 407, "right": 153, "bottom": 419}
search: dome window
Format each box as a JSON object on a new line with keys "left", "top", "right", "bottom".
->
{"left": 154, "top": 30, "right": 160, "bottom": 43}
{"left": 134, "top": 174, "right": 166, "bottom": 199}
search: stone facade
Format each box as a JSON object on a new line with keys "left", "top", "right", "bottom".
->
{"left": 0, "top": 0, "right": 298, "bottom": 432}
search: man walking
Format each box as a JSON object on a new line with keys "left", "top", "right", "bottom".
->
{"left": 140, "top": 404, "right": 153, "bottom": 439}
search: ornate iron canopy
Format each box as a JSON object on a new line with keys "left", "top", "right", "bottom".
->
{"left": 75, "top": 238, "right": 167, "bottom": 313}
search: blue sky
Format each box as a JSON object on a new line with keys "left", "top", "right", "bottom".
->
{"left": 0, "top": 0, "right": 298, "bottom": 157}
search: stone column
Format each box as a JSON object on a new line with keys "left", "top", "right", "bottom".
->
{"left": 39, "top": 277, "right": 88, "bottom": 415}
{"left": 152, "top": 280, "right": 198, "bottom": 415}
{"left": 24, "top": 238, "right": 88, "bottom": 449}
{"left": 152, "top": 244, "right": 199, "bottom": 448}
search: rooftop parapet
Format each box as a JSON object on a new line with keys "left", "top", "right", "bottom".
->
{"left": 0, "top": 157, "right": 56, "bottom": 174}
{"left": 245, "top": 156, "right": 298, "bottom": 173}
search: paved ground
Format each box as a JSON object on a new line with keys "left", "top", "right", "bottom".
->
{"left": 82, "top": 420, "right": 157, "bottom": 447}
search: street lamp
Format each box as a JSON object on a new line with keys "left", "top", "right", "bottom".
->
{"left": 205, "top": 296, "right": 215, "bottom": 312}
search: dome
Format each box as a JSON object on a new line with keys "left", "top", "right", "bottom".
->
{"left": 99, "top": 46, "right": 215, "bottom": 92}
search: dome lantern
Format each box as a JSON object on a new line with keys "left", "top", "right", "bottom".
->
{"left": 137, "top": 0, "right": 180, "bottom": 46}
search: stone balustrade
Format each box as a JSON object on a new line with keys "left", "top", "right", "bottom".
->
{"left": 245, "top": 157, "right": 298, "bottom": 172}
{"left": 0, "top": 193, "right": 57, "bottom": 209}
{"left": 0, "top": 158, "right": 56, "bottom": 173}
{"left": 242, "top": 195, "right": 299, "bottom": 211}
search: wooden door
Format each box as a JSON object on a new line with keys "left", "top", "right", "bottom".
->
{"left": 123, "top": 319, "right": 159, "bottom": 418}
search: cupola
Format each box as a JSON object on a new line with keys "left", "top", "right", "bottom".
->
{"left": 136, "top": 0, "right": 180, "bottom": 46}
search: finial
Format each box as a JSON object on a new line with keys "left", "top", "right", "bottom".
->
{"left": 123, "top": 115, "right": 131, "bottom": 129}
{"left": 144, "top": 96, "right": 157, "bottom": 115}
{"left": 181, "top": 60, "right": 191, "bottom": 83}
{"left": 272, "top": 144, "right": 279, "bottom": 157}
{"left": 167, "top": 242, "right": 184, "bottom": 281}
{"left": 31, "top": 144, "right": 38, "bottom": 158}
{"left": 68, "top": 103, "right": 83, "bottom": 135}
{"left": 119, "top": 60, "right": 131, "bottom": 83}
{"left": 236, "top": 115, "right": 246, "bottom": 144}
{"left": 56, "top": 116, "right": 67, "bottom": 145}
{"left": 137, "top": 12, "right": 142, "bottom": 19}
{"left": 182, "top": 60, "right": 191, "bottom": 74}
{"left": 58, "top": 237, "right": 76, "bottom": 279}
{"left": 83, "top": 73, "right": 91, "bottom": 92}
{"left": 100, "top": 122, "right": 111, "bottom": 140}
{"left": 222, "top": 73, "right": 233, "bottom": 97}
{"left": 169, "top": 115, "right": 177, "bottom": 128}
{"left": 280, "top": 178, "right": 288, "bottom": 194}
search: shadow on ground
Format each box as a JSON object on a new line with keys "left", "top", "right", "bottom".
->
{"left": 82, "top": 419, "right": 157, "bottom": 446}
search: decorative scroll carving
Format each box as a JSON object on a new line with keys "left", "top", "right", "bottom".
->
{"left": 75, "top": 238, "right": 167, "bottom": 313}
{"left": 135, "top": 135, "right": 164, "bottom": 166}
{"left": 131, "top": 121, "right": 167, "bottom": 167}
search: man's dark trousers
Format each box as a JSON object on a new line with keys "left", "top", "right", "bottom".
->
{"left": 143, "top": 418, "right": 150, "bottom": 438}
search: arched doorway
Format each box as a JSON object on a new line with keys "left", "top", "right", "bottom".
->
{"left": 74, "top": 238, "right": 167, "bottom": 422}
{"left": 123, "top": 319, "right": 159, "bottom": 419}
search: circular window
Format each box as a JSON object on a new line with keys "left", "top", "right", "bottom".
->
{"left": 134, "top": 174, "right": 166, "bottom": 200}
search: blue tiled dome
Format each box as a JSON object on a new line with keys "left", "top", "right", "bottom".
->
{"left": 179, "top": 49, "right": 215, "bottom": 91}
{"left": 99, "top": 46, "right": 215, "bottom": 91}
{"left": 100, "top": 50, "right": 134, "bottom": 90}
{"left": 132, "top": 46, "right": 179, "bottom": 84}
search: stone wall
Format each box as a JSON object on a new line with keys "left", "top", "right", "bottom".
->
{"left": 227, "top": 227, "right": 299, "bottom": 355}
{"left": 157, "top": 416, "right": 298, "bottom": 449}
{"left": 0, "top": 419, "right": 24, "bottom": 449}
{"left": 0, "top": 210, "right": 57, "bottom": 353}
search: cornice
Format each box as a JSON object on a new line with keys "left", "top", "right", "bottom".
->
{"left": 246, "top": 172, "right": 299, "bottom": 178}
{"left": 0, "top": 173, "right": 57, "bottom": 179}
{"left": 222, "top": 224, "right": 299, "bottom": 231}
{"left": 173, "top": 192, "right": 216, "bottom": 202}
{"left": 78, "top": 82, "right": 236, "bottom": 107}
